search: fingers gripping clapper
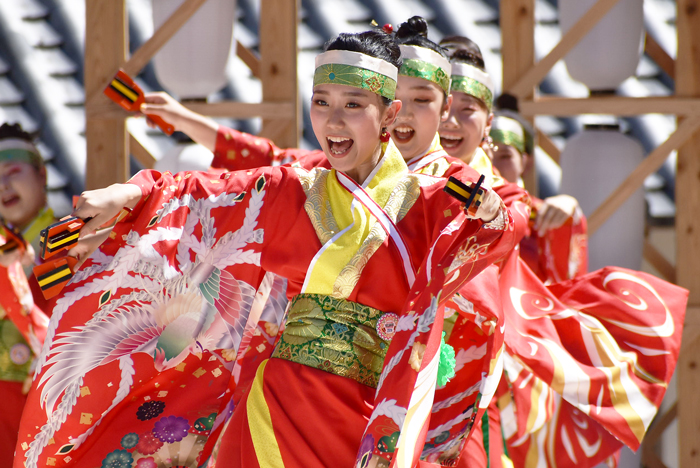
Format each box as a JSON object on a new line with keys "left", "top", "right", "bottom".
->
{"left": 443, "top": 174, "right": 486, "bottom": 217}
{"left": 39, "top": 217, "right": 84, "bottom": 260}
{"left": 0, "top": 222, "right": 27, "bottom": 254}
{"left": 104, "top": 69, "right": 175, "bottom": 135}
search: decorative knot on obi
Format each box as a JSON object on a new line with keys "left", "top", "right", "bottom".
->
{"left": 271, "top": 294, "right": 397, "bottom": 388}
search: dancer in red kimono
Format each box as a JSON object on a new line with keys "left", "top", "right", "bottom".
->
{"left": 15, "top": 30, "right": 517, "bottom": 468}
{"left": 142, "top": 18, "right": 531, "bottom": 466}
{"left": 430, "top": 35, "right": 687, "bottom": 467}
{"left": 490, "top": 112, "right": 587, "bottom": 284}
{"left": 0, "top": 123, "right": 51, "bottom": 466}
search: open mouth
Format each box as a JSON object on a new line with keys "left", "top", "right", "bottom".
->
{"left": 392, "top": 126, "right": 415, "bottom": 143}
{"left": 440, "top": 134, "right": 463, "bottom": 150}
{"left": 1, "top": 194, "right": 19, "bottom": 208}
{"left": 327, "top": 136, "right": 354, "bottom": 157}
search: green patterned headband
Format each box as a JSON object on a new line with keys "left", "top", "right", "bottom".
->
{"left": 0, "top": 139, "right": 42, "bottom": 168}
{"left": 314, "top": 50, "right": 398, "bottom": 100}
{"left": 399, "top": 45, "right": 452, "bottom": 95}
{"left": 450, "top": 62, "right": 494, "bottom": 110}
{"left": 490, "top": 115, "right": 527, "bottom": 154}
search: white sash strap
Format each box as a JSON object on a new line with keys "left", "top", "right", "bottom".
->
{"left": 407, "top": 149, "right": 449, "bottom": 172}
{"left": 336, "top": 172, "right": 416, "bottom": 287}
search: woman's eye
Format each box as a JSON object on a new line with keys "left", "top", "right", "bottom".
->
{"left": 313, "top": 99, "right": 328, "bottom": 106}
{"left": 346, "top": 102, "right": 360, "bottom": 108}
{"left": 415, "top": 99, "right": 430, "bottom": 104}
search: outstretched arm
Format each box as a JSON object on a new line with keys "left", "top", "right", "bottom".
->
{"left": 141, "top": 92, "right": 219, "bottom": 151}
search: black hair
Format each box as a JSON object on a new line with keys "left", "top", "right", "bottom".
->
{"left": 495, "top": 93, "right": 519, "bottom": 112}
{"left": 0, "top": 122, "right": 35, "bottom": 142}
{"left": 395, "top": 16, "right": 449, "bottom": 60}
{"left": 439, "top": 35, "right": 486, "bottom": 71}
{"left": 324, "top": 30, "right": 401, "bottom": 106}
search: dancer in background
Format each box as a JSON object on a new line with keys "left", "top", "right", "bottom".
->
{"left": 15, "top": 29, "right": 515, "bottom": 468}
{"left": 0, "top": 123, "right": 51, "bottom": 466}
{"left": 489, "top": 112, "right": 587, "bottom": 283}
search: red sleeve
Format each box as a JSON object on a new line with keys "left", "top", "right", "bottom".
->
{"left": 522, "top": 198, "right": 588, "bottom": 282}
{"left": 211, "top": 125, "right": 315, "bottom": 171}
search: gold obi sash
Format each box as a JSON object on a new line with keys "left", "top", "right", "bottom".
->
{"left": 271, "top": 294, "right": 397, "bottom": 388}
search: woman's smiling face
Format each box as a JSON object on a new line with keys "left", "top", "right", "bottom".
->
{"left": 438, "top": 92, "right": 492, "bottom": 163}
{"left": 0, "top": 160, "right": 46, "bottom": 229}
{"left": 389, "top": 75, "right": 451, "bottom": 161}
{"left": 311, "top": 83, "right": 400, "bottom": 183}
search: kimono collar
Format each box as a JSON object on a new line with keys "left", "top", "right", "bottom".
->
{"left": 468, "top": 147, "right": 504, "bottom": 188}
{"left": 406, "top": 134, "right": 452, "bottom": 176}
{"left": 22, "top": 206, "right": 54, "bottom": 245}
{"left": 303, "top": 139, "right": 414, "bottom": 297}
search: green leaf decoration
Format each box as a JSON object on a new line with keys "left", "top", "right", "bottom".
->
{"left": 56, "top": 444, "right": 74, "bottom": 455}
{"left": 255, "top": 175, "right": 266, "bottom": 192}
{"left": 99, "top": 289, "right": 112, "bottom": 306}
{"left": 233, "top": 191, "right": 246, "bottom": 202}
{"left": 147, "top": 215, "right": 159, "bottom": 227}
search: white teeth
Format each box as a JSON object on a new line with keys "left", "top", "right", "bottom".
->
{"left": 328, "top": 136, "right": 350, "bottom": 143}
{"left": 441, "top": 135, "right": 461, "bottom": 141}
{"left": 394, "top": 126, "right": 413, "bottom": 133}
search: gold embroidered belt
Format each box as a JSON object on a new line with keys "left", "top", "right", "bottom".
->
{"left": 271, "top": 294, "right": 399, "bottom": 388}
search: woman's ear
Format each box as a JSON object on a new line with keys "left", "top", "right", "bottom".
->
{"left": 483, "top": 112, "right": 494, "bottom": 137}
{"left": 441, "top": 94, "right": 453, "bottom": 121}
{"left": 382, "top": 99, "right": 403, "bottom": 128}
{"left": 522, "top": 151, "right": 533, "bottom": 175}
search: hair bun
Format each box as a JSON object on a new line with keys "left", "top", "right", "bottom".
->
{"left": 451, "top": 48, "right": 486, "bottom": 71}
{"left": 396, "top": 16, "right": 428, "bottom": 40}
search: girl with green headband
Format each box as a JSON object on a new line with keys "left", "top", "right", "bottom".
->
{"left": 18, "top": 30, "right": 514, "bottom": 468}
{"left": 489, "top": 112, "right": 586, "bottom": 281}
{"left": 0, "top": 123, "right": 53, "bottom": 467}
{"left": 142, "top": 18, "right": 526, "bottom": 468}
{"left": 439, "top": 40, "right": 502, "bottom": 187}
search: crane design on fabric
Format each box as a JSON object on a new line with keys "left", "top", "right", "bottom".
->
{"left": 25, "top": 176, "right": 269, "bottom": 465}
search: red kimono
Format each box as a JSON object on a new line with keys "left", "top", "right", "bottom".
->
{"left": 15, "top": 141, "right": 516, "bottom": 468}
{"left": 212, "top": 128, "right": 533, "bottom": 467}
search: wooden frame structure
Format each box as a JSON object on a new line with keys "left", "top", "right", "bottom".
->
{"left": 500, "top": 0, "right": 700, "bottom": 466}
{"left": 85, "top": 0, "right": 300, "bottom": 190}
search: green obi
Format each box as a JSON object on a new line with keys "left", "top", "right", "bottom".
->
{"left": 0, "top": 317, "right": 32, "bottom": 382}
{"left": 272, "top": 294, "right": 395, "bottom": 388}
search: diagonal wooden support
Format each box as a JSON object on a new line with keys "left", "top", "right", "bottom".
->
{"left": 588, "top": 116, "right": 700, "bottom": 235}
{"left": 236, "top": 40, "right": 261, "bottom": 78}
{"left": 507, "top": 0, "right": 622, "bottom": 98}
{"left": 536, "top": 129, "right": 561, "bottom": 164}
{"left": 86, "top": 0, "right": 208, "bottom": 107}
{"left": 645, "top": 32, "right": 675, "bottom": 80}
{"left": 644, "top": 402, "right": 678, "bottom": 447}
{"left": 643, "top": 240, "right": 676, "bottom": 283}
{"left": 129, "top": 133, "right": 156, "bottom": 169}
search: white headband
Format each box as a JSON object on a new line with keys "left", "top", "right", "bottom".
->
{"left": 450, "top": 62, "right": 494, "bottom": 95}
{"left": 0, "top": 139, "right": 38, "bottom": 153}
{"left": 315, "top": 50, "right": 399, "bottom": 81}
{"left": 492, "top": 115, "right": 525, "bottom": 136}
{"left": 399, "top": 45, "right": 452, "bottom": 76}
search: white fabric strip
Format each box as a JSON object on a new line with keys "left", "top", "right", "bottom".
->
{"left": 492, "top": 115, "right": 526, "bottom": 138}
{"left": 336, "top": 172, "right": 416, "bottom": 287}
{"left": 399, "top": 45, "right": 452, "bottom": 76}
{"left": 450, "top": 62, "right": 494, "bottom": 95}
{"left": 0, "top": 138, "right": 39, "bottom": 153}
{"left": 407, "top": 149, "right": 449, "bottom": 172}
{"left": 315, "top": 49, "right": 399, "bottom": 81}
